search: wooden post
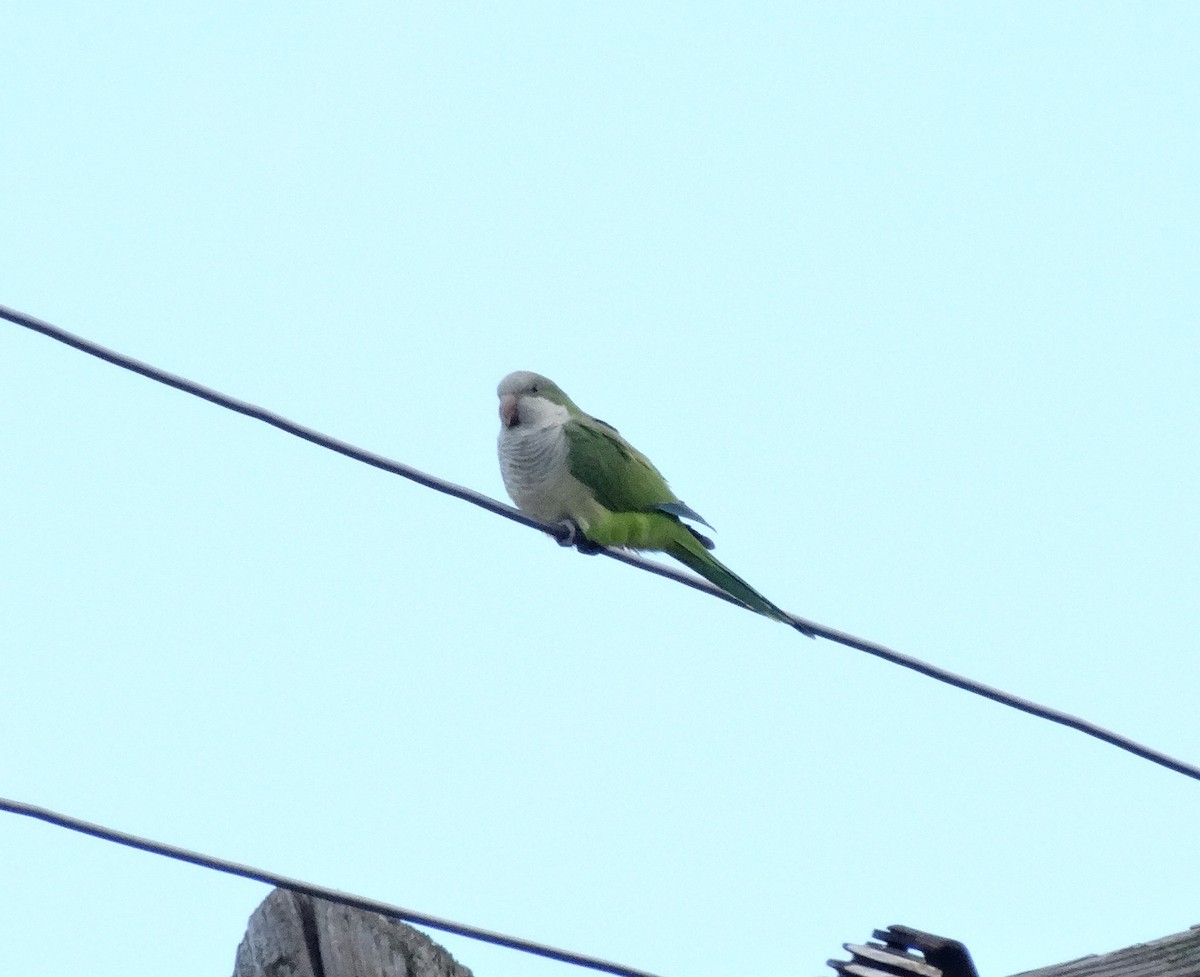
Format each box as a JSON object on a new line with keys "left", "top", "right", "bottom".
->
{"left": 233, "top": 888, "right": 474, "bottom": 977}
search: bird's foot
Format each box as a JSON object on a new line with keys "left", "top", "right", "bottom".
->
{"left": 554, "top": 519, "right": 602, "bottom": 555}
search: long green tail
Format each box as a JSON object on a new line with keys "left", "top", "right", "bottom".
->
{"left": 586, "top": 511, "right": 815, "bottom": 637}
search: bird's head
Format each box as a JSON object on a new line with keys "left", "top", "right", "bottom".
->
{"left": 497, "top": 371, "right": 580, "bottom": 429}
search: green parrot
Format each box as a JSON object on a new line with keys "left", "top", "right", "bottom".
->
{"left": 496, "top": 371, "right": 815, "bottom": 636}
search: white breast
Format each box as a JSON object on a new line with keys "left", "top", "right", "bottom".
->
{"left": 498, "top": 404, "right": 575, "bottom": 523}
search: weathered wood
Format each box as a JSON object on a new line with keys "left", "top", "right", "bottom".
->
{"left": 232, "top": 888, "right": 474, "bottom": 977}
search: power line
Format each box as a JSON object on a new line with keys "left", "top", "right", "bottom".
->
{"left": 3, "top": 301, "right": 1199, "bottom": 786}
{"left": 0, "top": 795, "right": 664, "bottom": 977}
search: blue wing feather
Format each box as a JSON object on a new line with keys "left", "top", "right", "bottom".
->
{"left": 654, "top": 500, "right": 715, "bottom": 531}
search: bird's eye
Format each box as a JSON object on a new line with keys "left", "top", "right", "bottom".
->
{"left": 531, "top": 384, "right": 539, "bottom": 393}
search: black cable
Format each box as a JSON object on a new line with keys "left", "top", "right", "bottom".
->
{"left": 4, "top": 301, "right": 1198, "bottom": 787}
{"left": 0, "top": 795, "right": 664, "bottom": 977}
{"left": 1, "top": 304, "right": 550, "bottom": 535}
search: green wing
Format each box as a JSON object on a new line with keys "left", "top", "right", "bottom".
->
{"left": 564, "top": 416, "right": 679, "bottom": 514}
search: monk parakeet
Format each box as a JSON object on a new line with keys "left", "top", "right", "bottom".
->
{"left": 497, "top": 371, "right": 815, "bottom": 636}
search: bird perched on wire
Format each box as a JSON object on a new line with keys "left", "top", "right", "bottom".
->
{"left": 496, "top": 370, "right": 814, "bottom": 637}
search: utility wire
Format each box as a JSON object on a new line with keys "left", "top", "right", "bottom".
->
{"left": 0, "top": 795, "right": 664, "bottom": 977}
{"left": 4, "top": 301, "right": 1199, "bottom": 786}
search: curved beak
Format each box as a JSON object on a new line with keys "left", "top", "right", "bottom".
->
{"left": 499, "top": 393, "right": 519, "bottom": 428}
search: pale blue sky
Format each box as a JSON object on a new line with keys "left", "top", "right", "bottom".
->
{"left": 2, "top": 4, "right": 1198, "bottom": 977}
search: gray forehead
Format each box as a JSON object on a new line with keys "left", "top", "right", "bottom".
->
{"left": 497, "top": 370, "right": 542, "bottom": 396}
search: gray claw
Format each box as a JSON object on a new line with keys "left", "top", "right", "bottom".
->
{"left": 555, "top": 519, "right": 601, "bottom": 555}
{"left": 554, "top": 519, "right": 579, "bottom": 547}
